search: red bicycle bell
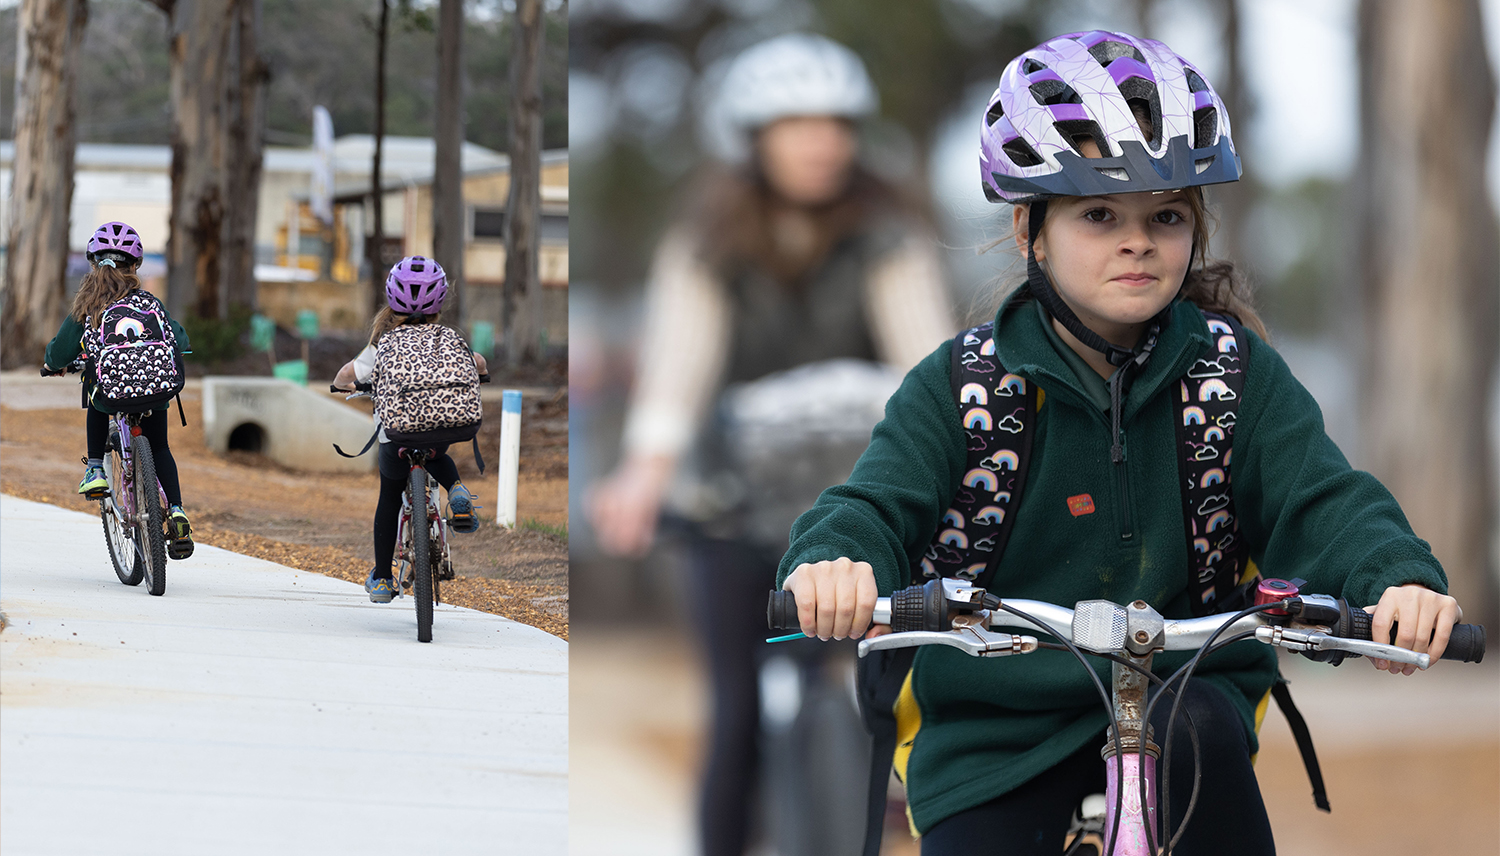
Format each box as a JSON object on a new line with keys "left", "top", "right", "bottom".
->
{"left": 1253, "top": 578, "right": 1301, "bottom": 616}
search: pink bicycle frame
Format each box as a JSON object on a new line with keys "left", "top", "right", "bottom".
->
{"left": 1100, "top": 651, "right": 1160, "bottom": 856}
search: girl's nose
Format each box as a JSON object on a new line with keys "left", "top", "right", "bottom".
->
{"left": 1119, "top": 221, "right": 1155, "bottom": 256}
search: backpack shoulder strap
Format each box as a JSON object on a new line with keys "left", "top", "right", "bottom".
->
{"left": 1175, "top": 310, "right": 1253, "bottom": 616}
{"left": 917, "top": 322, "right": 1037, "bottom": 590}
{"left": 855, "top": 323, "right": 1040, "bottom": 856}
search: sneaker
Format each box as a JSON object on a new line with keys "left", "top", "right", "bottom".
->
{"left": 167, "top": 505, "right": 194, "bottom": 560}
{"left": 448, "top": 484, "right": 479, "bottom": 533}
{"left": 78, "top": 464, "right": 109, "bottom": 499}
{"left": 364, "top": 569, "right": 396, "bottom": 603}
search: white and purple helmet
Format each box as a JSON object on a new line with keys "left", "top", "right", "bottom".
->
{"left": 87, "top": 221, "right": 144, "bottom": 262}
{"left": 384, "top": 256, "right": 447, "bottom": 316}
{"left": 981, "top": 31, "right": 1240, "bottom": 203}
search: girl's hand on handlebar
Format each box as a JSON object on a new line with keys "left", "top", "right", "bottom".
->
{"left": 1366, "top": 584, "right": 1463, "bottom": 675}
{"left": 782, "top": 559, "right": 886, "bottom": 641}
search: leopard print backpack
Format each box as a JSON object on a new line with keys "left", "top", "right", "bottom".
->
{"left": 371, "top": 323, "right": 483, "bottom": 446}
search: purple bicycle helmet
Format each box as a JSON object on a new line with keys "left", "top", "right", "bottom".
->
{"left": 980, "top": 30, "right": 1240, "bottom": 203}
{"left": 87, "top": 221, "right": 144, "bottom": 262}
{"left": 384, "top": 256, "right": 448, "bottom": 315}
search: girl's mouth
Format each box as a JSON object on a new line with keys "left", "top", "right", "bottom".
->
{"left": 1111, "top": 273, "right": 1158, "bottom": 286}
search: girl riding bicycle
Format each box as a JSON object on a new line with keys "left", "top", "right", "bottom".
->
{"left": 777, "top": 31, "right": 1465, "bottom": 855}
{"left": 333, "top": 256, "right": 486, "bottom": 604}
{"left": 44, "top": 221, "right": 194, "bottom": 560}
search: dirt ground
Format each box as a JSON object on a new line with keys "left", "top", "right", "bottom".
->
{"left": 0, "top": 372, "right": 569, "bottom": 638}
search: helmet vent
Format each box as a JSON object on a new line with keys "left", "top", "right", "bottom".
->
{"left": 985, "top": 102, "right": 1004, "bottom": 127}
{"left": 1194, "top": 157, "right": 1214, "bottom": 175}
{"left": 1022, "top": 58, "right": 1048, "bottom": 75}
{"left": 1192, "top": 106, "right": 1218, "bottom": 149}
{"left": 1096, "top": 167, "right": 1129, "bottom": 181}
{"left": 1185, "top": 69, "right": 1209, "bottom": 93}
{"left": 1087, "top": 40, "right": 1145, "bottom": 66}
{"left": 1002, "top": 138, "right": 1044, "bottom": 168}
{"left": 1028, "top": 79, "right": 1082, "bottom": 107}
{"left": 1117, "top": 77, "right": 1162, "bottom": 144}
{"left": 1055, "top": 119, "right": 1109, "bottom": 158}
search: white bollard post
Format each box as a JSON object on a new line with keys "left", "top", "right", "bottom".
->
{"left": 497, "top": 389, "right": 522, "bottom": 528}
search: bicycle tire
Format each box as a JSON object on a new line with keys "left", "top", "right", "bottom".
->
{"left": 102, "top": 439, "right": 143, "bottom": 586}
{"left": 133, "top": 438, "right": 168, "bottom": 596}
{"left": 410, "top": 466, "right": 433, "bottom": 642}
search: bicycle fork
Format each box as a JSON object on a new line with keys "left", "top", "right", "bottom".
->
{"left": 1101, "top": 651, "right": 1158, "bottom": 856}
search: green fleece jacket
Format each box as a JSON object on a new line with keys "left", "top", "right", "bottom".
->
{"left": 777, "top": 296, "right": 1446, "bottom": 833}
{"left": 45, "top": 302, "right": 189, "bottom": 414}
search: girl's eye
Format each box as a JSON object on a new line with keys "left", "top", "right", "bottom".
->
{"left": 1155, "top": 209, "right": 1188, "bottom": 225}
{"left": 1082, "top": 208, "right": 1112, "bottom": 223}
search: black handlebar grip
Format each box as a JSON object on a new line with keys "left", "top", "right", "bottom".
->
{"left": 767, "top": 590, "right": 801, "bottom": 632}
{"left": 1346, "top": 605, "right": 1485, "bottom": 663}
{"left": 1439, "top": 624, "right": 1486, "bottom": 663}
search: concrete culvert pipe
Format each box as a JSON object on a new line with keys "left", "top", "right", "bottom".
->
{"left": 201, "top": 377, "right": 375, "bottom": 473}
{"left": 227, "top": 422, "right": 265, "bottom": 453}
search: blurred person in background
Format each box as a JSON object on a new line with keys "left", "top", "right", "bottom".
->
{"left": 588, "top": 32, "right": 956, "bottom": 856}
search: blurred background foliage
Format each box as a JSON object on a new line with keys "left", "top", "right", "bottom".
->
{"left": 0, "top": 0, "right": 569, "bottom": 152}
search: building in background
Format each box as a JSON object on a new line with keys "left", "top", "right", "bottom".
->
{"left": 0, "top": 137, "right": 568, "bottom": 344}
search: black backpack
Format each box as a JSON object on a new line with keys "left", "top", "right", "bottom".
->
{"left": 84, "top": 290, "right": 185, "bottom": 413}
{"left": 852, "top": 311, "right": 1327, "bottom": 855}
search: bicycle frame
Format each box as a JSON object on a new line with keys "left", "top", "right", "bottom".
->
{"left": 105, "top": 413, "right": 168, "bottom": 566}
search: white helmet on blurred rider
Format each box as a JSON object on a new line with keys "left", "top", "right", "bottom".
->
{"left": 702, "top": 32, "right": 879, "bottom": 163}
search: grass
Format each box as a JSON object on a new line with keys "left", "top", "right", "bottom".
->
{"left": 517, "top": 517, "right": 567, "bottom": 541}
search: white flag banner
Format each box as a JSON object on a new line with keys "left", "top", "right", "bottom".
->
{"left": 310, "top": 105, "right": 335, "bottom": 224}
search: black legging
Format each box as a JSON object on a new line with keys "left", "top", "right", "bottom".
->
{"left": 920, "top": 679, "right": 1276, "bottom": 855}
{"left": 372, "top": 441, "right": 458, "bottom": 578}
{"left": 87, "top": 407, "right": 183, "bottom": 507}
{"left": 686, "top": 536, "right": 866, "bottom": 856}
{"left": 687, "top": 537, "right": 774, "bottom": 856}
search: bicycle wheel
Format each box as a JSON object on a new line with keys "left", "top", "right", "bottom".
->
{"left": 410, "top": 466, "right": 433, "bottom": 642}
{"left": 101, "top": 439, "right": 143, "bottom": 586}
{"left": 133, "top": 437, "right": 168, "bottom": 596}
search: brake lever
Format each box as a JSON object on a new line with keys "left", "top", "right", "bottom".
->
{"left": 858, "top": 626, "right": 1040, "bottom": 659}
{"left": 1255, "top": 625, "right": 1430, "bottom": 669}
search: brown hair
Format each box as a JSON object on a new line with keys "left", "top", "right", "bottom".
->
{"left": 685, "top": 164, "right": 912, "bottom": 287}
{"left": 974, "top": 187, "right": 1269, "bottom": 343}
{"left": 71, "top": 263, "right": 143, "bottom": 325}
{"left": 368, "top": 306, "right": 442, "bottom": 346}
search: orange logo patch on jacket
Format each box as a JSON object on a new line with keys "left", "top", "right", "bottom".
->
{"left": 1067, "top": 494, "right": 1096, "bottom": 517}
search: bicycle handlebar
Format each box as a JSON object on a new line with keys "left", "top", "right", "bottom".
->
{"left": 766, "top": 581, "right": 1485, "bottom": 667}
{"left": 41, "top": 357, "right": 85, "bottom": 377}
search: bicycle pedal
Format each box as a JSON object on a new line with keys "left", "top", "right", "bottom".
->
{"left": 83, "top": 488, "right": 111, "bottom": 500}
{"left": 168, "top": 539, "right": 194, "bottom": 560}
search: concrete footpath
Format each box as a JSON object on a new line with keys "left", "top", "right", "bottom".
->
{"left": 0, "top": 495, "right": 567, "bottom": 856}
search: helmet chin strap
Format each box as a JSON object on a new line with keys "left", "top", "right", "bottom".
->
{"left": 1024, "top": 199, "right": 1183, "bottom": 465}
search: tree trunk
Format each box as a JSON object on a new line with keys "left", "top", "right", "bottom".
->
{"left": 1211, "top": 0, "right": 1253, "bottom": 266}
{"left": 1356, "top": 0, "right": 1499, "bottom": 628}
{"left": 503, "top": 0, "right": 543, "bottom": 366}
{"left": 368, "top": 0, "right": 389, "bottom": 316}
{"left": 1, "top": 0, "right": 88, "bottom": 369}
{"left": 221, "top": 0, "right": 266, "bottom": 316}
{"left": 164, "top": 0, "right": 235, "bottom": 321}
{"left": 432, "top": 0, "right": 465, "bottom": 329}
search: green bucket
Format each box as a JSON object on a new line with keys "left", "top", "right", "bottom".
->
{"left": 273, "top": 359, "right": 308, "bottom": 386}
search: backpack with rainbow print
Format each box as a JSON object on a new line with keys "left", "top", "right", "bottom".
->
{"left": 84, "top": 290, "right": 185, "bottom": 413}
